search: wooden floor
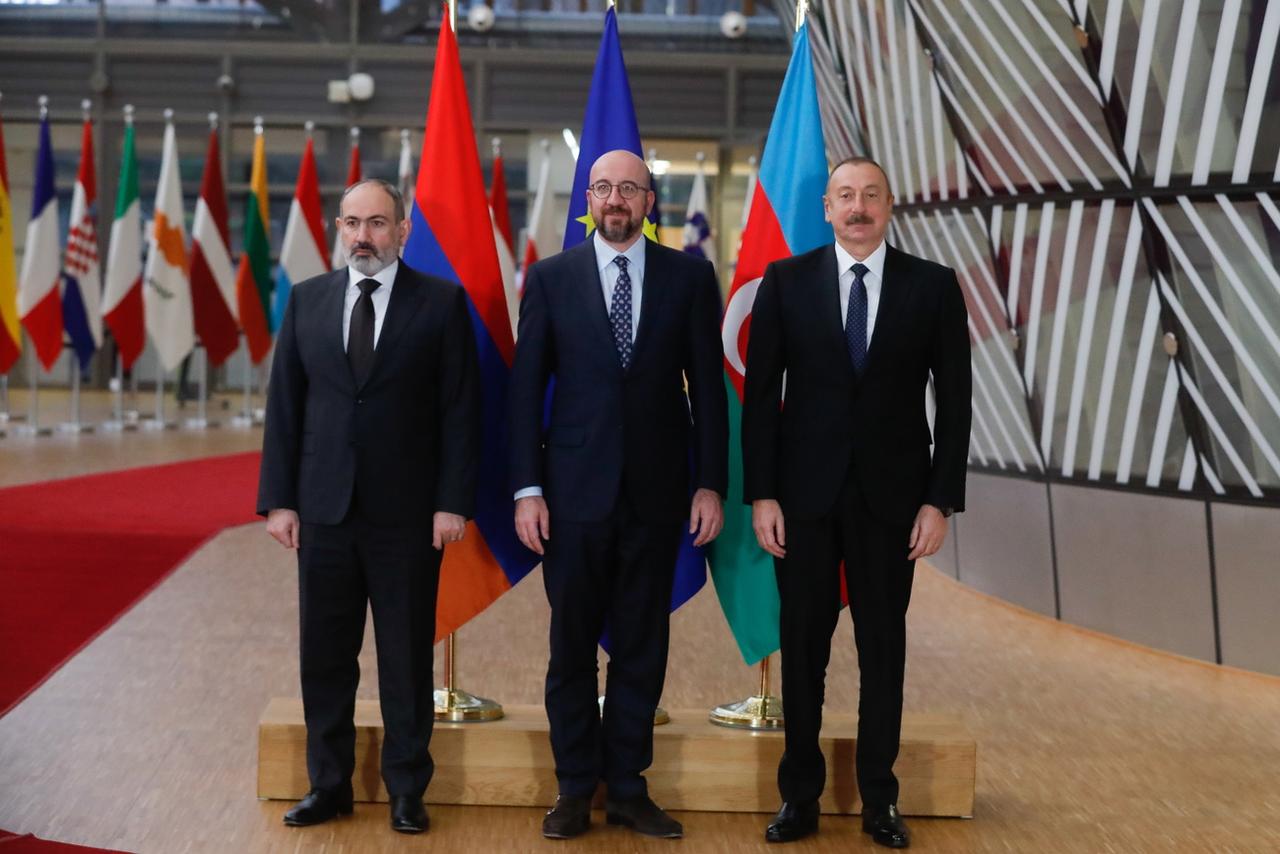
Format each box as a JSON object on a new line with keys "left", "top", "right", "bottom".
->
{"left": 2, "top": 406, "right": 1280, "bottom": 852}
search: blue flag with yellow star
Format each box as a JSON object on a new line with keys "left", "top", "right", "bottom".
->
{"left": 563, "top": 6, "right": 658, "bottom": 248}
{"left": 565, "top": 7, "right": 704, "bottom": 629}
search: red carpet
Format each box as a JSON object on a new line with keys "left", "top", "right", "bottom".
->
{"left": 0, "top": 452, "right": 261, "bottom": 717}
{"left": 0, "top": 830, "right": 131, "bottom": 852}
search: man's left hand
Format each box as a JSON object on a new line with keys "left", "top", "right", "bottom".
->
{"left": 907, "top": 505, "right": 948, "bottom": 561}
{"left": 433, "top": 512, "right": 467, "bottom": 551}
{"left": 689, "top": 488, "right": 724, "bottom": 547}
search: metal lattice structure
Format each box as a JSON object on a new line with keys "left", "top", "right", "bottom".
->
{"left": 796, "top": 0, "right": 1280, "bottom": 503}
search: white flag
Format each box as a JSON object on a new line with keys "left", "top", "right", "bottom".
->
{"left": 143, "top": 119, "right": 194, "bottom": 372}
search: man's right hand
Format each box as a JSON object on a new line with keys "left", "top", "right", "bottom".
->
{"left": 515, "top": 496, "right": 550, "bottom": 556}
{"left": 266, "top": 508, "right": 300, "bottom": 550}
{"left": 752, "top": 499, "right": 786, "bottom": 558}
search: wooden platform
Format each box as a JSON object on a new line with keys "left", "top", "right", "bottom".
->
{"left": 258, "top": 699, "right": 975, "bottom": 817}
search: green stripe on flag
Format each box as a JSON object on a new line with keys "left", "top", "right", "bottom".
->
{"left": 708, "top": 373, "right": 781, "bottom": 665}
{"left": 114, "top": 125, "right": 138, "bottom": 217}
{"left": 243, "top": 192, "right": 272, "bottom": 322}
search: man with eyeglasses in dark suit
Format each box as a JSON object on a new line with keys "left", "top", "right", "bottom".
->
{"left": 509, "top": 149, "right": 728, "bottom": 841}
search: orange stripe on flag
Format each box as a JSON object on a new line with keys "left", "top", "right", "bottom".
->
{"left": 434, "top": 521, "right": 514, "bottom": 642}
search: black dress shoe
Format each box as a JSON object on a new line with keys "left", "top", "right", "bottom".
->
{"left": 542, "top": 794, "right": 592, "bottom": 839}
{"left": 605, "top": 794, "right": 683, "bottom": 838}
{"left": 390, "top": 795, "right": 428, "bottom": 834}
{"left": 862, "top": 803, "right": 910, "bottom": 848}
{"left": 282, "top": 787, "right": 354, "bottom": 826}
{"left": 765, "top": 801, "right": 819, "bottom": 843}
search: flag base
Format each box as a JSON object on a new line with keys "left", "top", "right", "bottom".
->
{"left": 183, "top": 417, "right": 219, "bottom": 430}
{"left": 598, "top": 695, "right": 670, "bottom": 726}
{"left": 56, "top": 420, "right": 94, "bottom": 434}
{"left": 434, "top": 687, "right": 505, "bottom": 722}
{"left": 140, "top": 417, "right": 177, "bottom": 431}
{"left": 13, "top": 423, "right": 53, "bottom": 437}
{"left": 100, "top": 419, "right": 139, "bottom": 432}
{"left": 708, "top": 694, "right": 785, "bottom": 730}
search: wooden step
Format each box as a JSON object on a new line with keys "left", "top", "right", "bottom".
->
{"left": 258, "top": 699, "right": 975, "bottom": 817}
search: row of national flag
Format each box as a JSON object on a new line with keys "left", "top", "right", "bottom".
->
{"left": 0, "top": 4, "right": 829, "bottom": 668}
{"left": 0, "top": 108, "right": 432, "bottom": 377}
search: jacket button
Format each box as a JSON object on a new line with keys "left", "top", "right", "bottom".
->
{"left": 356, "top": 398, "right": 363, "bottom": 404}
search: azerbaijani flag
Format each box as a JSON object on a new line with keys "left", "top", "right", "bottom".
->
{"left": 235, "top": 128, "right": 273, "bottom": 363}
{"left": 271, "top": 134, "right": 328, "bottom": 331}
{"left": 563, "top": 7, "right": 703, "bottom": 619}
{"left": 709, "top": 19, "right": 829, "bottom": 665}
{"left": 0, "top": 101, "right": 24, "bottom": 374}
{"left": 62, "top": 111, "right": 102, "bottom": 373}
{"left": 17, "top": 108, "right": 63, "bottom": 371}
{"left": 403, "top": 5, "right": 537, "bottom": 640}
{"left": 102, "top": 111, "right": 145, "bottom": 372}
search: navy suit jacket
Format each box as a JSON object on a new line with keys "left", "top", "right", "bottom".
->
{"left": 256, "top": 261, "right": 480, "bottom": 526}
{"left": 508, "top": 238, "right": 728, "bottom": 524}
{"left": 742, "top": 242, "right": 971, "bottom": 526}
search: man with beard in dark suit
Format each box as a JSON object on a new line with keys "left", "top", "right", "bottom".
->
{"left": 258, "top": 178, "right": 480, "bottom": 836}
{"left": 509, "top": 149, "right": 728, "bottom": 841}
{"left": 742, "top": 157, "right": 971, "bottom": 848}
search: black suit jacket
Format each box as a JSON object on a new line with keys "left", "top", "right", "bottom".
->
{"left": 508, "top": 238, "right": 728, "bottom": 524}
{"left": 256, "top": 261, "right": 480, "bottom": 526}
{"left": 742, "top": 242, "right": 970, "bottom": 526}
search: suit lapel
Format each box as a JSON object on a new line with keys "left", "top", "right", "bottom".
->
{"left": 574, "top": 240, "right": 623, "bottom": 375}
{"left": 360, "top": 261, "right": 426, "bottom": 391}
{"left": 864, "top": 243, "right": 913, "bottom": 375}
{"left": 629, "top": 238, "right": 669, "bottom": 371}
{"left": 817, "top": 245, "right": 855, "bottom": 382}
{"left": 320, "top": 269, "right": 355, "bottom": 391}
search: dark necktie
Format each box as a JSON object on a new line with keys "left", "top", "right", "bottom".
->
{"left": 610, "top": 256, "right": 634, "bottom": 369}
{"left": 845, "top": 262, "right": 869, "bottom": 375}
{"left": 348, "top": 277, "right": 381, "bottom": 385}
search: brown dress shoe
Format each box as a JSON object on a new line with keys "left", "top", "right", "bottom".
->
{"left": 542, "top": 794, "right": 591, "bottom": 839}
{"left": 605, "top": 794, "right": 683, "bottom": 838}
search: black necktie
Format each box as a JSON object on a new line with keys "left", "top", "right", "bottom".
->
{"left": 611, "top": 256, "right": 634, "bottom": 369}
{"left": 348, "top": 277, "right": 381, "bottom": 385}
{"left": 846, "top": 262, "right": 869, "bottom": 375}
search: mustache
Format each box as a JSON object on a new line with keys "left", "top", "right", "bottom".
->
{"left": 602, "top": 206, "right": 631, "bottom": 216}
{"left": 350, "top": 241, "right": 378, "bottom": 254}
{"left": 844, "top": 215, "right": 874, "bottom": 225}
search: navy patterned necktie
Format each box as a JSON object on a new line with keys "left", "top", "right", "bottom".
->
{"left": 611, "top": 255, "right": 634, "bottom": 369}
{"left": 845, "top": 262, "right": 870, "bottom": 375}
{"left": 348, "top": 277, "right": 381, "bottom": 385}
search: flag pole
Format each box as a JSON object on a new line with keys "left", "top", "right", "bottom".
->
{"left": 185, "top": 110, "right": 223, "bottom": 432}
{"left": 434, "top": 632, "right": 504, "bottom": 722}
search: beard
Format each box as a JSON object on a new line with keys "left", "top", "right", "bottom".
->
{"left": 597, "top": 206, "right": 644, "bottom": 243}
{"left": 345, "top": 241, "right": 399, "bottom": 276}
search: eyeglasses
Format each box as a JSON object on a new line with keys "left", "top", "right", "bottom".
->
{"left": 589, "top": 181, "right": 650, "bottom": 200}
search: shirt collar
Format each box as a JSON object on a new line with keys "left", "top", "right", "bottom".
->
{"left": 834, "top": 239, "right": 886, "bottom": 280}
{"left": 347, "top": 258, "right": 400, "bottom": 292}
{"left": 594, "top": 230, "right": 647, "bottom": 277}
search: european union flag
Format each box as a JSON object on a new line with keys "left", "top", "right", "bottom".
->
{"left": 563, "top": 7, "right": 704, "bottom": 623}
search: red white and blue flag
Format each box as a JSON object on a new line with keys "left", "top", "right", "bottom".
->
{"left": 271, "top": 136, "right": 329, "bottom": 331}
{"left": 403, "top": 6, "right": 536, "bottom": 639}
{"left": 18, "top": 108, "right": 63, "bottom": 371}
{"left": 63, "top": 112, "right": 103, "bottom": 373}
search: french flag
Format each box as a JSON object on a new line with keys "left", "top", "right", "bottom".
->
{"left": 403, "top": 6, "right": 538, "bottom": 639}
{"left": 17, "top": 105, "right": 62, "bottom": 371}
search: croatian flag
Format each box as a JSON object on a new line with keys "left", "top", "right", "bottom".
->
{"left": 402, "top": 5, "right": 537, "bottom": 639}
{"left": 272, "top": 135, "right": 329, "bottom": 331}
{"left": 63, "top": 110, "right": 103, "bottom": 373}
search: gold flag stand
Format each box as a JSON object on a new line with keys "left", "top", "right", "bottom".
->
{"left": 434, "top": 633, "right": 504, "bottom": 722}
{"left": 709, "top": 655, "right": 784, "bottom": 729}
{"left": 598, "top": 695, "right": 670, "bottom": 726}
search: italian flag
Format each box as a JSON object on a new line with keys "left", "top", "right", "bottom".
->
{"left": 102, "top": 118, "right": 145, "bottom": 371}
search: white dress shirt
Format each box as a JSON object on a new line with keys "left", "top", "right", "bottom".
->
{"left": 594, "top": 230, "right": 647, "bottom": 343}
{"left": 514, "top": 234, "right": 648, "bottom": 501}
{"left": 835, "top": 240, "right": 886, "bottom": 349}
{"left": 342, "top": 260, "right": 398, "bottom": 351}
